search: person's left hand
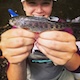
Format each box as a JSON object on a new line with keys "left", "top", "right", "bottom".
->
{"left": 36, "top": 31, "right": 77, "bottom": 65}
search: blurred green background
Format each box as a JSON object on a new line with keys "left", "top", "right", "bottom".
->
{"left": 0, "top": 0, "right": 80, "bottom": 26}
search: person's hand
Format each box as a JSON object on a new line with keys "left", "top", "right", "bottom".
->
{"left": 0, "top": 29, "right": 35, "bottom": 64}
{"left": 37, "top": 31, "right": 77, "bottom": 65}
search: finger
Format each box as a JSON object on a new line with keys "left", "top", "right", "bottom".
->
{"left": 8, "top": 52, "right": 30, "bottom": 64}
{"left": 1, "top": 28, "right": 36, "bottom": 39}
{"left": 40, "top": 31, "right": 76, "bottom": 42}
{"left": 44, "top": 53, "right": 67, "bottom": 65}
{"left": 37, "top": 38, "right": 77, "bottom": 52}
{"left": 37, "top": 44, "right": 68, "bottom": 65}
{"left": 3, "top": 45, "right": 33, "bottom": 56}
{"left": 1, "top": 37, "right": 35, "bottom": 48}
{"left": 38, "top": 44, "right": 73, "bottom": 60}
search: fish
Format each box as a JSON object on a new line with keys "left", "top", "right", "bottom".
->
{"left": 9, "top": 16, "right": 80, "bottom": 41}
{"left": 9, "top": 16, "right": 71, "bottom": 32}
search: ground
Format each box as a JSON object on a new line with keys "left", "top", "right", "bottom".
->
{"left": 0, "top": 58, "right": 8, "bottom": 80}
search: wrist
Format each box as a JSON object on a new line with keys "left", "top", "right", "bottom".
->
{"left": 71, "top": 66, "right": 80, "bottom": 73}
{"left": 64, "top": 53, "right": 80, "bottom": 71}
{"left": 8, "top": 60, "right": 26, "bottom": 66}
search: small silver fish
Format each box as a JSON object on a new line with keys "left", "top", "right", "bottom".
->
{"left": 9, "top": 16, "right": 67, "bottom": 32}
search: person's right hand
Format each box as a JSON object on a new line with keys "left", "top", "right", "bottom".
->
{"left": 0, "top": 28, "right": 36, "bottom": 64}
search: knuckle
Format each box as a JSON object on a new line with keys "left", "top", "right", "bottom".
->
{"left": 17, "top": 38, "right": 24, "bottom": 46}
{"left": 1, "top": 31, "right": 6, "bottom": 37}
{"left": 16, "top": 29, "right": 23, "bottom": 36}
{"left": 8, "top": 59, "right": 12, "bottom": 63}
{"left": 1, "top": 33, "right": 3, "bottom": 38}
{"left": 58, "top": 60, "right": 66, "bottom": 65}
{"left": 22, "top": 46, "right": 28, "bottom": 52}
{"left": 66, "top": 55, "right": 72, "bottom": 60}
{"left": 61, "top": 60, "right": 67, "bottom": 65}
{"left": 71, "top": 45, "right": 77, "bottom": 52}
{"left": 72, "top": 36, "right": 76, "bottom": 41}
{"left": 2, "top": 50, "right": 7, "bottom": 57}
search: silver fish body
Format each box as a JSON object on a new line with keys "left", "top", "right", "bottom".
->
{"left": 9, "top": 16, "right": 69, "bottom": 32}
